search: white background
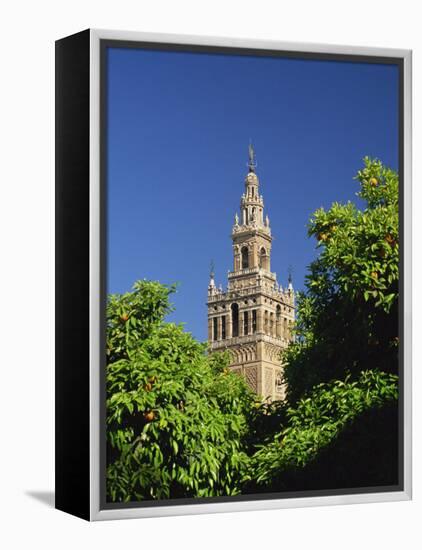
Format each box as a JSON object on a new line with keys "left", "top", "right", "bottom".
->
{"left": 0, "top": 1, "right": 420, "bottom": 548}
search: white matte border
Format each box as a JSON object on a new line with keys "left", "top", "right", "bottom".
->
{"left": 89, "top": 29, "right": 412, "bottom": 521}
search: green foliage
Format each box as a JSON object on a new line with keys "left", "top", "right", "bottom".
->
{"left": 243, "top": 399, "right": 288, "bottom": 452}
{"left": 276, "top": 402, "right": 399, "bottom": 491}
{"left": 246, "top": 370, "right": 398, "bottom": 490}
{"left": 106, "top": 158, "right": 400, "bottom": 500}
{"left": 106, "top": 280, "right": 176, "bottom": 364}
{"left": 106, "top": 281, "right": 254, "bottom": 502}
{"left": 284, "top": 158, "right": 399, "bottom": 402}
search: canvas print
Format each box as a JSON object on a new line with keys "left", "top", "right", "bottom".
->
{"left": 104, "top": 44, "right": 401, "bottom": 504}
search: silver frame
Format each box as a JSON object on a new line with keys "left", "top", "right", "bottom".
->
{"left": 89, "top": 29, "right": 412, "bottom": 521}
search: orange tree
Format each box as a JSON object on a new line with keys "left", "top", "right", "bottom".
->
{"left": 245, "top": 370, "right": 398, "bottom": 492}
{"left": 284, "top": 157, "right": 399, "bottom": 403}
{"left": 106, "top": 281, "right": 254, "bottom": 502}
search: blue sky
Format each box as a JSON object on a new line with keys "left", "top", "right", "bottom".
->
{"left": 106, "top": 46, "right": 399, "bottom": 341}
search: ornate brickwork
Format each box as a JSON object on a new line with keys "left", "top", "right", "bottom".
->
{"left": 264, "top": 342, "right": 282, "bottom": 363}
{"left": 207, "top": 145, "right": 295, "bottom": 402}
{"left": 264, "top": 367, "right": 274, "bottom": 400}
{"left": 244, "top": 365, "right": 258, "bottom": 394}
{"left": 229, "top": 343, "right": 257, "bottom": 365}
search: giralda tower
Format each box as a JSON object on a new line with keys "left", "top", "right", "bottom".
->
{"left": 207, "top": 145, "right": 295, "bottom": 401}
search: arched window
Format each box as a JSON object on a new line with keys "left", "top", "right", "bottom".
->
{"left": 213, "top": 317, "right": 218, "bottom": 341}
{"left": 241, "top": 246, "right": 249, "bottom": 269}
{"left": 244, "top": 310, "right": 249, "bottom": 335}
{"left": 276, "top": 305, "right": 282, "bottom": 338}
{"left": 252, "top": 310, "right": 257, "bottom": 333}
{"left": 259, "top": 247, "right": 267, "bottom": 269}
{"left": 231, "top": 303, "right": 239, "bottom": 337}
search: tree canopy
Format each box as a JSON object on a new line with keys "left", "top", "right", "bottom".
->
{"left": 283, "top": 157, "right": 399, "bottom": 402}
{"left": 106, "top": 158, "right": 400, "bottom": 501}
{"left": 106, "top": 281, "right": 254, "bottom": 501}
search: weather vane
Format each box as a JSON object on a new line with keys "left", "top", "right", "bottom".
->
{"left": 210, "top": 259, "right": 215, "bottom": 279}
{"left": 288, "top": 265, "right": 293, "bottom": 284}
{"left": 248, "top": 141, "right": 257, "bottom": 172}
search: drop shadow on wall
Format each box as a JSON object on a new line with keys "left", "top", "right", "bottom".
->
{"left": 25, "top": 491, "right": 55, "bottom": 508}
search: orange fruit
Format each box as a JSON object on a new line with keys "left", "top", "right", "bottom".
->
{"left": 385, "top": 234, "right": 397, "bottom": 247}
{"left": 143, "top": 411, "right": 155, "bottom": 422}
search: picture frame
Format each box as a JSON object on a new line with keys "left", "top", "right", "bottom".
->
{"left": 55, "top": 28, "right": 412, "bottom": 521}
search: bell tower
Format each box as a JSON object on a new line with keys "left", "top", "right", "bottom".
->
{"left": 207, "top": 144, "right": 295, "bottom": 401}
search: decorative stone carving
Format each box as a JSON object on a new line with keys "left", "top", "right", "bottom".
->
{"left": 264, "top": 367, "right": 274, "bottom": 400}
{"left": 271, "top": 343, "right": 284, "bottom": 362}
{"left": 245, "top": 366, "right": 258, "bottom": 393}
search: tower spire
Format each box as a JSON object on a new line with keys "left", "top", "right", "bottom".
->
{"left": 288, "top": 266, "right": 294, "bottom": 291}
{"left": 248, "top": 141, "right": 257, "bottom": 173}
{"left": 208, "top": 259, "right": 216, "bottom": 291}
{"left": 239, "top": 142, "right": 267, "bottom": 230}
